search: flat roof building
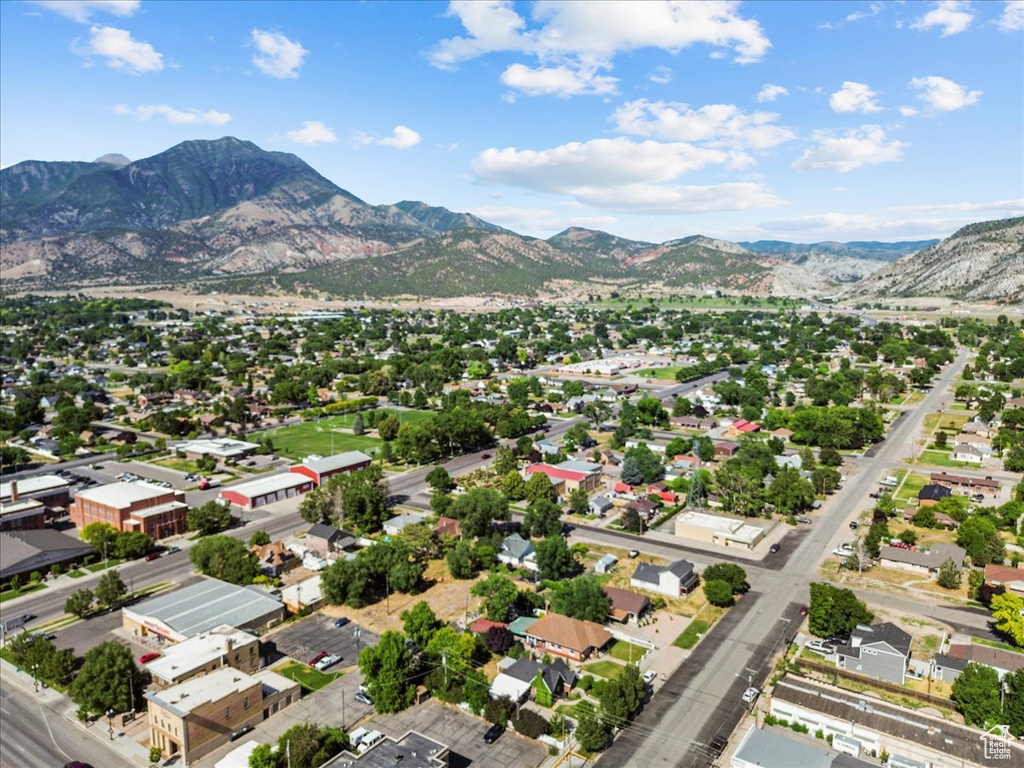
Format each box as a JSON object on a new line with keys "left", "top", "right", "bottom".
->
{"left": 674, "top": 510, "right": 766, "bottom": 550}
{"left": 218, "top": 474, "right": 313, "bottom": 512}
{"left": 731, "top": 725, "right": 875, "bottom": 768}
{"left": 71, "top": 481, "right": 187, "bottom": 540}
{"left": 146, "top": 625, "right": 260, "bottom": 686}
{"left": 146, "top": 666, "right": 299, "bottom": 765}
{"left": 123, "top": 579, "right": 286, "bottom": 643}
{"left": 178, "top": 439, "right": 260, "bottom": 460}
{"left": 0, "top": 498, "right": 47, "bottom": 532}
{"left": 290, "top": 451, "right": 373, "bottom": 485}
{"left": 0, "top": 474, "right": 71, "bottom": 508}
{"left": 322, "top": 731, "right": 449, "bottom": 768}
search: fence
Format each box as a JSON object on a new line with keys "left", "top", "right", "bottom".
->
{"left": 794, "top": 658, "right": 955, "bottom": 710}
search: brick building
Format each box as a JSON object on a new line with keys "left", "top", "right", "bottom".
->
{"left": 70, "top": 482, "right": 187, "bottom": 540}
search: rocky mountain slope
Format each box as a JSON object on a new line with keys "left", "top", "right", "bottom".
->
{"left": 3, "top": 136, "right": 1007, "bottom": 299}
{"left": 846, "top": 218, "right": 1024, "bottom": 302}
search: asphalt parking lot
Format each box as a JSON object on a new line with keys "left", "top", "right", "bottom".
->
{"left": 363, "top": 699, "right": 548, "bottom": 768}
{"left": 267, "top": 614, "right": 378, "bottom": 667}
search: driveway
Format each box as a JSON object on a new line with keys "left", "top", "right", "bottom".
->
{"left": 266, "top": 614, "right": 379, "bottom": 667}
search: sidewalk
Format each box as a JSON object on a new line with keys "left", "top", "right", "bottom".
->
{"left": 0, "top": 656, "right": 152, "bottom": 766}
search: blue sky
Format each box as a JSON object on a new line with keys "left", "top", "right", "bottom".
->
{"left": 1, "top": 0, "right": 1022, "bottom": 243}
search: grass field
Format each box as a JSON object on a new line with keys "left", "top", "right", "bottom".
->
{"left": 673, "top": 620, "right": 710, "bottom": 650}
{"left": 635, "top": 367, "right": 683, "bottom": 380}
{"left": 914, "top": 450, "right": 973, "bottom": 469}
{"left": 607, "top": 639, "right": 647, "bottom": 663}
{"left": 273, "top": 660, "right": 343, "bottom": 692}
{"left": 584, "top": 660, "right": 626, "bottom": 680}
{"left": 922, "top": 413, "right": 970, "bottom": 433}
{"left": 153, "top": 457, "right": 206, "bottom": 474}
{"left": 972, "top": 637, "right": 1024, "bottom": 655}
{"left": 251, "top": 422, "right": 382, "bottom": 461}
{"left": 0, "top": 581, "right": 46, "bottom": 603}
{"left": 326, "top": 409, "right": 434, "bottom": 429}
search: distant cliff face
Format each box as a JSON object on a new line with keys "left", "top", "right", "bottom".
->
{"left": 846, "top": 218, "right": 1024, "bottom": 302}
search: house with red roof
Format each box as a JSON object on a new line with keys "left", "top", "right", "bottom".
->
{"left": 727, "top": 419, "right": 761, "bottom": 437}
{"left": 524, "top": 463, "right": 601, "bottom": 494}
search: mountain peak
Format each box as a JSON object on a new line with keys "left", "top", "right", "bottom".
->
{"left": 93, "top": 153, "right": 130, "bottom": 167}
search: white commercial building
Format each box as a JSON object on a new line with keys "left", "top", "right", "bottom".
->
{"left": 673, "top": 510, "right": 766, "bottom": 549}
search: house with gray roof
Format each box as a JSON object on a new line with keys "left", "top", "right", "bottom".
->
{"left": 836, "top": 622, "right": 912, "bottom": 685}
{"left": 497, "top": 533, "right": 537, "bottom": 571}
{"left": 878, "top": 542, "right": 965, "bottom": 576}
{"left": 932, "top": 638, "right": 1024, "bottom": 682}
{"left": 630, "top": 558, "right": 698, "bottom": 597}
{"left": 305, "top": 523, "right": 357, "bottom": 554}
{"left": 588, "top": 495, "right": 614, "bottom": 517}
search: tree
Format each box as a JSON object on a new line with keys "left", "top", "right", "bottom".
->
{"left": 696, "top": 437, "right": 715, "bottom": 462}
{"left": 298, "top": 487, "right": 334, "bottom": 524}
{"left": 471, "top": 573, "right": 519, "bottom": 622}
{"left": 187, "top": 500, "right": 232, "bottom": 536}
{"left": 189, "top": 535, "right": 259, "bottom": 584}
{"left": 95, "top": 570, "right": 127, "bottom": 606}
{"left": 535, "top": 535, "right": 577, "bottom": 580}
{"left": 704, "top": 579, "right": 735, "bottom": 607}
{"left": 525, "top": 472, "right": 556, "bottom": 504}
{"left": 863, "top": 520, "right": 890, "bottom": 560}
{"left": 70, "top": 641, "right": 147, "bottom": 717}
{"left": 818, "top": 446, "right": 843, "bottom": 467}
{"left": 550, "top": 576, "right": 611, "bottom": 623}
{"left": 451, "top": 487, "right": 510, "bottom": 539}
{"left": 484, "top": 626, "right": 514, "bottom": 655}
{"left": 328, "top": 467, "right": 389, "bottom": 533}
{"left": 811, "top": 466, "right": 841, "bottom": 495}
{"left": 807, "top": 582, "right": 873, "bottom": 638}
{"left": 426, "top": 466, "right": 453, "bottom": 492}
{"left": 485, "top": 695, "right": 517, "bottom": 726}
{"left": 957, "top": 516, "right": 1004, "bottom": 566}
{"left": 522, "top": 498, "right": 563, "bottom": 539}
{"left": 502, "top": 471, "right": 527, "bottom": 501}
{"left": 446, "top": 541, "right": 475, "bottom": 579}
{"left": 401, "top": 601, "right": 441, "bottom": 649}
{"left": 352, "top": 414, "right": 365, "bottom": 436}
{"left": 620, "top": 457, "right": 643, "bottom": 486}
{"left": 80, "top": 521, "right": 117, "bottom": 554}
{"left": 951, "top": 662, "right": 1002, "bottom": 727}
{"left": 493, "top": 446, "right": 518, "bottom": 475}
{"left": 1003, "top": 668, "right": 1024, "bottom": 736}
{"left": 65, "top": 588, "right": 94, "bottom": 618}
{"left": 936, "top": 558, "right": 963, "bottom": 590}
{"left": 767, "top": 468, "right": 816, "bottom": 514}
{"left": 600, "top": 664, "right": 646, "bottom": 723}
{"left": 248, "top": 743, "right": 278, "bottom": 768}
{"left": 396, "top": 524, "right": 442, "bottom": 564}
{"left": 113, "top": 531, "right": 153, "bottom": 560}
{"left": 701, "top": 563, "right": 749, "bottom": 594}
{"left": 249, "top": 530, "right": 271, "bottom": 547}
{"left": 624, "top": 443, "right": 664, "bottom": 483}
{"left": 358, "top": 631, "right": 415, "bottom": 713}
{"left": 621, "top": 506, "right": 643, "bottom": 533}
{"left": 935, "top": 431, "right": 948, "bottom": 449}
{"left": 569, "top": 488, "right": 589, "bottom": 516}
{"left": 272, "top": 723, "right": 348, "bottom": 768}
{"left": 377, "top": 414, "right": 400, "bottom": 441}
{"left": 513, "top": 709, "right": 550, "bottom": 738}
{"left": 992, "top": 593, "right": 1024, "bottom": 647}
{"left": 575, "top": 705, "right": 610, "bottom": 752}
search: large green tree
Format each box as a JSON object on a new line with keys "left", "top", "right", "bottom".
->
{"left": 703, "top": 579, "right": 735, "bottom": 607}
{"left": 401, "top": 601, "right": 441, "bottom": 649}
{"left": 550, "top": 577, "right": 611, "bottom": 623}
{"left": 701, "top": 563, "right": 749, "bottom": 594}
{"left": 65, "top": 588, "right": 95, "bottom": 618}
{"left": 807, "top": 582, "right": 873, "bottom": 638}
{"left": 1003, "top": 668, "right": 1024, "bottom": 736}
{"left": 522, "top": 498, "right": 563, "bottom": 539}
{"left": 187, "top": 501, "right": 232, "bottom": 536}
{"left": 471, "top": 573, "right": 520, "bottom": 622}
{"left": 956, "top": 516, "right": 1005, "bottom": 566}
{"left": 95, "top": 570, "right": 128, "bottom": 606}
{"left": 767, "top": 468, "right": 815, "bottom": 514}
{"left": 992, "top": 593, "right": 1024, "bottom": 647}
{"left": 534, "top": 535, "right": 577, "bottom": 580}
{"left": 451, "top": 487, "right": 510, "bottom": 539}
{"left": 70, "top": 641, "right": 147, "bottom": 717}
{"left": 575, "top": 705, "right": 610, "bottom": 752}
{"left": 358, "top": 631, "right": 415, "bottom": 713}
{"left": 189, "top": 535, "right": 259, "bottom": 584}
{"left": 951, "top": 663, "right": 1002, "bottom": 727}
{"left": 525, "top": 472, "right": 556, "bottom": 504}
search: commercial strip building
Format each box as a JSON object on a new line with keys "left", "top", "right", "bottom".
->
{"left": 289, "top": 450, "right": 373, "bottom": 485}
{"left": 731, "top": 725, "right": 875, "bottom": 768}
{"left": 178, "top": 439, "right": 260, "bottom": 461}
{"left": 218, "top": 473, "right": 314, "bottom": 511}
{"left": 146, "top": 625, "right": 260, "bottom": 686}
{"left": 673, "top": 510, "right": 767, "bottom": 550}
{"left": 123, "top": 579, "right": 286, "bottom": 643}
{"left": 146, "top": 666, "right": 299, "bottom": 765}
{"left": 769, "top": 675, "right": 995, "bottom": 766}
{"left": 70, "top": 482, "right": 187, "bottom": 540}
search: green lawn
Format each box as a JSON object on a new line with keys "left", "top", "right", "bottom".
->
{"left": 84, "top": 558, "right": 126, "bottom": 572}
{"left": 555, "top": 699, "right": 595, "bottom": 720}
{"left": 972, "top": 637, "right": 1024, "bottom": 655}
{"left": 250, "top": 421, "right": 382, "bottom": 461}
{"left": 914, "top": 450, "right": 973, "bottom": 469}
{"left": 584, "top": 660, "right": 626, "bottom": 680}
{"left": 607, "top": 639, "right": 647, "bottom": 663}
{"left": 67, "top": 569, "right": 87, "bottom": 579}
{"left": 673, "top": 620, "right": 710, "bottom": 650}
{"left": 153, "top": 457, "right": 206, "bottom": 474}
{"left": 894, "top": 472, "right": 926, "bottom": 503}
{"left": 0, "top": 581, "right": 46, "bottom": 603}
{"left": 273, "top": 660, "right": 343, "bottom": 692}
{"left": 325, "top": 409, "right": 434, "bottom": 429}
{"left": 635, "top": 367, "right": 683, "bottom": 380}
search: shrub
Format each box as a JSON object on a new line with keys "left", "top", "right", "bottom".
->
{"left": 484, "top": 695, "right": 516, "bottom": 727}
{"left": 513, "top": 709, "right": 550, "bottom": 739}
{"left": 578, "top": 675, "right": 594, "bottom": 692}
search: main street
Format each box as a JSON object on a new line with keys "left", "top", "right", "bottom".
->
{"left": 598, "top": 346, "right": 971, "bottom": 767}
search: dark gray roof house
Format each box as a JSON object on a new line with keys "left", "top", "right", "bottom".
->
{"left": 630, "top": 558, "right": 698, "bottom": 597}
{"left": 306, "top": 523, "right": 357, "bottom": 552}
{"left": 836, "top": 622, "right": 912, "bottom": 685}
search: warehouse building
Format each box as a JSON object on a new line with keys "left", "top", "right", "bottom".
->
{"left": 123, "top": 579, "right": 286, "bottom": 643}
{"left": 70, "top": 482, "right": 187, "bottom": 540}
{"left": 218, "top": 474, "right": 313, "bottom": 511}
{"left": 673, "top": 510, "right": 767, "bottom": 550}
{"left": 290, "top": 450, "right": 373, "bottom": 485}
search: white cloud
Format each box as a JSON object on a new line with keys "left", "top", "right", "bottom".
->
{"left": 468, "top": 205, "right": 618, "bottom": 233}
{"left": 430, "top": 1, "right": 771, "bottom": 98}
{"left": 898, "top": 105, "right": 918, "bottom": 117}
{"left": 846, "top": 2, "right": 883, "bottom": 23}
{"left": 500, "top": 63, "right": 617, "bottom": 97}
{"left": 998, "top": 1, "right": 1024, "bottom": 31}
{"left": 791, "top": 125, "right": 907, "bottom": 173}
{"left": 355, "top": 125, "right": 422, "bottom": 150}
{"left": 647, "top": 66, "right": 673, "bottom": 85}
{"left": 251, "top": 29, "right": 308, "bottom": 79}
{"left": 30, "top": 0, "right": 139, "bottom": 22}
{"left": 285, "top": 121, "right": 337, "bottom": 145}
{"left": 113, "top": 104, "right": 230, "bottom": 125}
{"left": 911, "top": 1, "right": 974, "bottom": 36}
{"left": 888, "top": 199, "right": 1024, "bottom": 214}
{"left": 74, "top": 25, "right": 163, "bottom": 74}
{"left": 829, "top": 81, "right": 882, "bottom": 113}
{"left": 756, "top": 212, "right": 993, "bottom": 240}
{"left": 471, "top": 136, "right": 783, "bottom": 213}
{"left": 909, "top": 75, "right": 981, "bottom": 111}
{"left": 756, "top": 84, "right": 788, "bottom": 103}
{"left": 612, "top": 99, "right": 796, "bottom": 150}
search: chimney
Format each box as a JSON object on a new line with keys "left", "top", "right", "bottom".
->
{"left": 226, "top": 638, "right": 234, "bottom": 653}
{"left": 10, "top": 481, "right": 18, "bottom": 503}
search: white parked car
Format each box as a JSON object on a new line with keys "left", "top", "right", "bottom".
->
{"left": 314, "top": 653, "right": 341, "bottom": 671}
{"left": 643, "top": 670, "right": 657, "bottom": 684}
{"left": 806, "top": 639, "right": 835, "bottom": 655}
{"left": 832, "top": 543, "right": 854, "bottom": 557}
{"left": 741, "top": 687, "right": 759, "bottom": 705}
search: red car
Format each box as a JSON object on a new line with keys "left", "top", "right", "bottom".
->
{"left": 139, "top": 652, "right": 161, "bottom": 664}
{"left": 309, "top": 651, "right": 328, "bottom": 667}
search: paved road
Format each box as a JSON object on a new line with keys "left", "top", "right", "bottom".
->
{"left": 598, "top": 347, "right": 971, "bottom": 767}
{"left": 0, "top": 675, "right": 132, "bottom": 768}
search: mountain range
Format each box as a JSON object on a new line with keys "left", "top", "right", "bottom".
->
{"left": 1, "top": 137, "right": 1018, "bottom": 301}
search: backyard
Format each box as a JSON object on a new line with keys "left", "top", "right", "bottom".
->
{"left": 273, "top": 660, "right": 343, "bottom": 692}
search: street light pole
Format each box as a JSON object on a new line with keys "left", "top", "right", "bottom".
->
{"left": 106, "top": 708, "right": 115, "bottom": 740}
{"left": 31, "top": 664, "right": 39, "bottom": 692}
